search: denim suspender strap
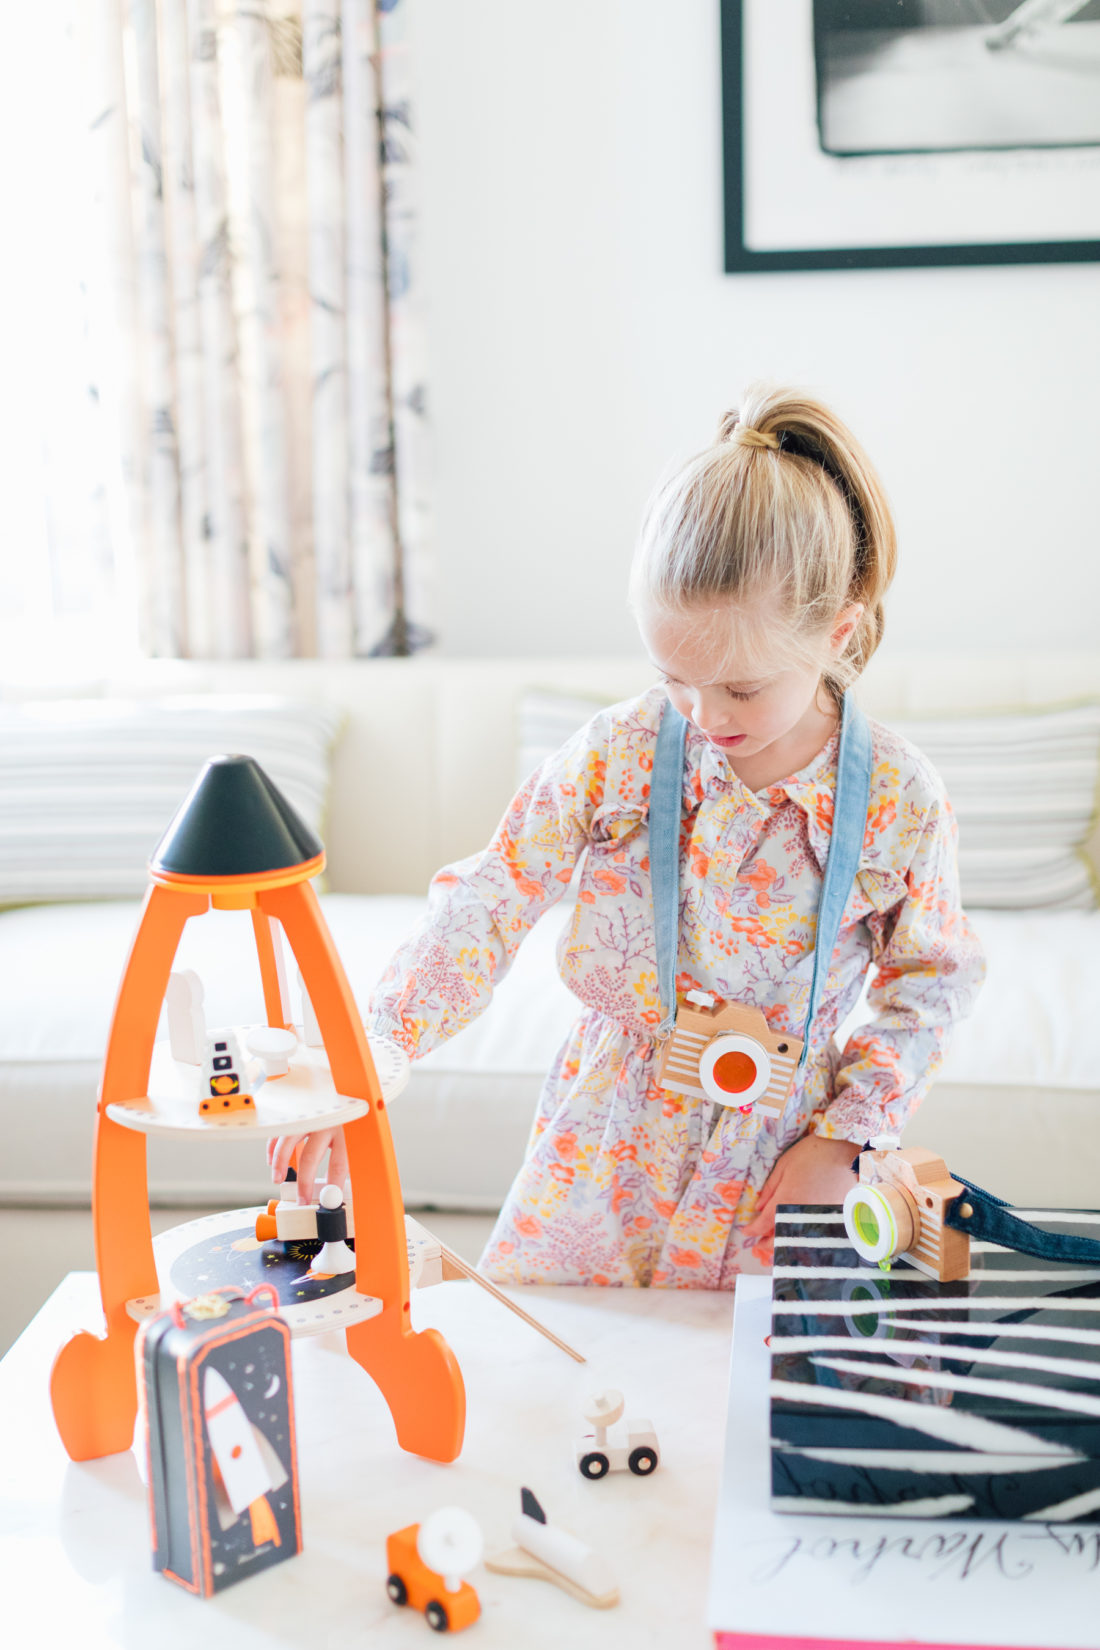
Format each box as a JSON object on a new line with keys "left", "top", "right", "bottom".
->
{"left": 800, "top": 694, "right": 873, "bottom": 1067}
{"left": 651, "top": 704, "right": 689, "bottom": 1040}
{"left": 650, "top": 695, "right": 873, "bottom": 1061}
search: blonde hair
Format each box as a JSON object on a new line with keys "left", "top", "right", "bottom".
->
{"left": 630, "top": 384, "right": 897, "bottom": 696}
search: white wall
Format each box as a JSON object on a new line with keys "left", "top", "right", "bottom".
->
{"left": 411, "top": 0, "right": 1099, "bottom": 659}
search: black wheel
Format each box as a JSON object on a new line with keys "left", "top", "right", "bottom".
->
{"left": 385, "top": 1574, "right": 408, "bottom": 1606}
{"left": 579, "top": 1451, "right": 610, "bottom": 1479}
{"left": 628, "top": 1445, "right": 658, "bottom": 1476}
{"left": 425, "top": 1600, "right": 450, "bottom": 1632}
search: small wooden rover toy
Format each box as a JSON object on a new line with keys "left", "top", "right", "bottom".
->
{"left": 843, "top": 1141, "right": 969, "bottom": 1282}
{"left": 50, "top": 754, "right": 465, "bottom": 1466}
{"left": 656, "top": 990, "right": 803, "bottom": 1115}
{"left": 386, "top": 1507, "right": 483, "bottom": 1633}
{"left": 575, "top": 1389, "right": 659, "bottom": 1479}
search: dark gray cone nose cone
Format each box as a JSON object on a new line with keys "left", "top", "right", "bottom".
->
{"left": 151, "top": 754, "right": 324, "bottom": 878}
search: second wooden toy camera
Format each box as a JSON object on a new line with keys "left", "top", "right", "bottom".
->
{"left": 843, "top": 1142, "right": 970, "bottom": 1282}
{"left": 655, "top": 991, "right": 803, "bottom": 1115}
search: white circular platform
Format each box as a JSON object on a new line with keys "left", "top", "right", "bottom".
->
{"left": 126, "top": 1206, "right": 385, "bottom": 1337}
{"left": 105, "top": 1030, "right": 408, "bottom": 1139}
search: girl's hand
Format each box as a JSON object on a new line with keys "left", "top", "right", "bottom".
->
{"left": 267, "top": 1128, "right": 348, "bottom": 1204}
{"left": 742, "top": 1133, "right": 858, "bottom": 1246}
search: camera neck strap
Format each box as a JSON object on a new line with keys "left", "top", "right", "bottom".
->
{"left": 945, "top": 1176, "right": 1100, "bottom": 1266}
{"left": 650, "top": 693, "right": 873, "bottom": 1061}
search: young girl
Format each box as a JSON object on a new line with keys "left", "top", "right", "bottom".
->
{"left": 271, "top": 385, "right": 984, "bottom": 1289}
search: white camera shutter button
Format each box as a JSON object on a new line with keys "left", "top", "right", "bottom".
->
{"left": 685, "top": 989, "right": 718, "bottom": 1008}
{"left": 698, "top": 1033, "right": 772, "bottom": 1108}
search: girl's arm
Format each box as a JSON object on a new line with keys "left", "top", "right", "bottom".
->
{"left": 744, "top": 789, "right": 984, "bottom": 1244}
{"left": 367, "top": 726, "right": 605, "bottom": 1058}
{"left": 269, "top": 717, "right": 609, "bottom": 1196}
{"left": 815, "top": 789, "right": 986, "bottom": 1147}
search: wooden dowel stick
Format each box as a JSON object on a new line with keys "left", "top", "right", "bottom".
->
{"left": 438, "top": 1243, "right": 586, "bottom": 1364}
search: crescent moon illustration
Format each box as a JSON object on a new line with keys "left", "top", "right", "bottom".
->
{"left": 264, "top": 1374, "right": 281, "bottom": 1399}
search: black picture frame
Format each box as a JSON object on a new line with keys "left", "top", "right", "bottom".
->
{"left": 721, "top": 0, "right": 1100, "bottom": 274}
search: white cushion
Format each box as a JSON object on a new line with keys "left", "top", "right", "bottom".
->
{"left": 4, "top": 897, "right": 1088, "bottom": 1089}
{"left": 837, "top": 907, "right": 1100, "bottom": 1091}
{"left": 0, "top": 895, "right": 1096, "bottom": 1087}
{"left": 0, "top": 894, "right": 577, "bottom": 1069}
{"left": 2, "top": 896, "right": 1099, "bottom": 1210}
{"left": 0, "top": 896, "right": 578, "bottom": 1209}
{"left": 0, "top": 696, "right": 342, "bottom": 902}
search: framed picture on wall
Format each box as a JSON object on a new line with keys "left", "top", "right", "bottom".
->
{"left": 721, "top": 0, "right": 1100, "bottom": 272}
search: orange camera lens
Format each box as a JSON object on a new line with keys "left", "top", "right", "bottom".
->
{"left": 711, "top": 1050, "right": 758, "bottom": 1094}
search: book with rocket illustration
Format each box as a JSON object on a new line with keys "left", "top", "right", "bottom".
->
{"left": 138, "top": 1283, "right": 301, "bottom": 1595}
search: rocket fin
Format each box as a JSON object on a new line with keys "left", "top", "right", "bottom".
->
{"left": 248, "top": 1493, "right": 281, "bottom": 1548}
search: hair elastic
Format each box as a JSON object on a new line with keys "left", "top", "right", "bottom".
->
{"left": 730, "top": 423, "right": 780, "bottom": 452}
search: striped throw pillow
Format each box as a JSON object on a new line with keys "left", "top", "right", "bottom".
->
{"left": 891, "top": 701, "right": 1100, "bottom": 910}
{"left": 515, "top": 689, "right": 612, "bottom": 788}
{"left": 517, "top": 689, "right": 1100, "bottom": 912}
{"left": 0, "top": 696, "right": 343, "bottom": 902}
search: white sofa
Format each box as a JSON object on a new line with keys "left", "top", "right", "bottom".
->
{"left": 3, "top": 651, "right": 1099, "bottom": 1212}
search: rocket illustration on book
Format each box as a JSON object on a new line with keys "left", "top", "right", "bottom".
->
{"left": 202, "top": 1366, "right": 286, "bottom": 1547}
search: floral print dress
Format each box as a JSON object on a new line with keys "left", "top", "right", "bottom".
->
{"left": 368, "top": 688, "right": 985, "bottom": 1288}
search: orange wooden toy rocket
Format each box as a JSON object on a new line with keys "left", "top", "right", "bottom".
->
{"left": 50, "top": 754, "right": 465, "bottom": 1466}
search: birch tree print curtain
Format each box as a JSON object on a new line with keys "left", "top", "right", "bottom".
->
{"left": 80, "top": 0, "right": 432, "bottom": 659}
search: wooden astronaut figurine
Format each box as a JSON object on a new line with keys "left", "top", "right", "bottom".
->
{"left": 198, "top": 1029, "right": 254, "bottom": 1117}
{"left": 575, "top": 1390, "right": 659, "bottom": 1480}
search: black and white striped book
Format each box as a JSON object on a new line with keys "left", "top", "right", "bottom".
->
{"left": 770, "top": 1206, "right": 1100, "bottom": 1524}
{"left": 710, "top": 1276, "right": 1100, "bottom": 1650}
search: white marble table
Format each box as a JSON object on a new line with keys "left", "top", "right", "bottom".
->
{"left": 1, "top": 1270, "right": 734, "bottom": 1648}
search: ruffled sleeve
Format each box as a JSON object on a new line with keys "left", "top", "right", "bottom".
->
{"left": 813, "top": 768, "right": 986, "bottom": 1146}
{"left": 367, "top": 708, "right": 617, "bottom": 1058}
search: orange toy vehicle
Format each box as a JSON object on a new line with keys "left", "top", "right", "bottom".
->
{"left": 385, "top": 1509, "right": 482, "bottom": 1633}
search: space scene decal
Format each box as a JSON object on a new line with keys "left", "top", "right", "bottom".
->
{"left": 170, "top": 1222, "right": 350, "bottom": 1306}
{"left": 770, "top": 1207, "right": 1100, "bottom": 1523}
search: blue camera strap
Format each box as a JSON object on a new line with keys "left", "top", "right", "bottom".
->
{"left": 847, "top": 1150, "right": 1100, "bottom": 1267}
{"left": 945, "top": 1178, "right": 1100, "bottom": 1265}
{"left": 650, "top": 694, "right": 873, "bottom": 1065}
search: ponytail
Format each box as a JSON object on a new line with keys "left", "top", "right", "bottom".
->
{"left": 633, "top": 383, "right": 898, "bottom": 693}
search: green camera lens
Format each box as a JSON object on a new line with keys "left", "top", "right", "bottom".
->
{"left": 852, "top": 1200, "right": 880, "bottom": 1249}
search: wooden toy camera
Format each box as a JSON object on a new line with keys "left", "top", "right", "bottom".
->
{"left": 655, "top": 991, "right": 803, "bottom": 1115}
{"left": 843, "top": 1141, "right": 970, "bottom": 1282}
